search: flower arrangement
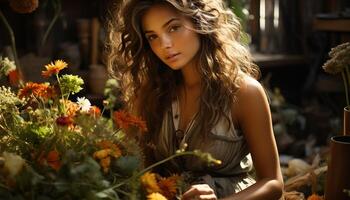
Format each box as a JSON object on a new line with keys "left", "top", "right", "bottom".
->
{"left": 0, "top": 58, "right": 220, "bottom": 199}
{"left": 322, "top": 42, "right": 350, "bottom": 108}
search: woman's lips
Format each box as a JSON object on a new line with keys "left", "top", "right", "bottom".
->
{"left": 166, "top": 53, "right": 181, "bottom": 62}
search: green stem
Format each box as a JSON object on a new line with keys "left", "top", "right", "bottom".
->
{"left": 345, "top": 66, "right": 350, "bottom": 108}
{"left": 106, "top": 151, "right": 195, "bottom": 190}
{"left": 56, "top": 73, "right": 66, "bottom": 114}
{"left": 342, "top": 70, "right": 350, "bottom": 107}
{"left": 41, "top": 0, "right": 61, "bottom": 46}
{"left": 0, "top": 10, "right": 20, "bottom": 71}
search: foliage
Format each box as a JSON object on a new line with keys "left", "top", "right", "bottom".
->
{"left": 0, "top": 59, "right": 220, "bottom": 199}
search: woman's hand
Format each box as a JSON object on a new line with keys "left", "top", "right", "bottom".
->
{"left": 181, "top": 184, "right": 218, "bottom": 200}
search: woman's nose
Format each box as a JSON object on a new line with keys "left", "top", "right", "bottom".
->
{"left": 160, "top": 35, "right": 173, "bottom": 49}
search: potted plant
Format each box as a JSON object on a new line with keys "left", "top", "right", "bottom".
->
{"left": 322, "top": 42, "right": 350, "bottom": 200}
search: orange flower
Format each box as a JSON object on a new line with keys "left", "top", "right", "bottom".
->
{"left": 42, "top": 60, "right": 67, "bottom": 78}
{"left": 61, "top": 100, "right": 80, "bottom": 117}
{"left": 88, "top": 106, "right": 101, "bottom": 117}
{"left": 307, "top": 194, "right": 324, "bottom": 200}
{"left": 141, "top": 172, "right": 161, "bottom": 194}
{"left": 18, "top": 82, "right": 56, "bottom": 100}
{"left": 9, "top": 0, "right": 38, "bottom": 14}
{"left": 37, "top": 150, "right": 61, "bottom": 171}
{"left": 114, "top": 110, "right": 148, "bottom": 132}
{"left": 93, "top": 141, "right": 122, "bottom": 173}
{"left": 99, "top": 157, "right": 111, "bottom": 173}
{"left": 93, "top": 149, "right": 111, "bottom": 160}
{"left": 56, "top": 115, "right": 74, "bottom": 126}
{"left": 8, "top": 70, "right": 20, "bottom": 86}
{"left": 46, "top": 150, "right": 61, "bottom": 171}
{"left": 158, "top": 175, "right": 180, "bottom": 199}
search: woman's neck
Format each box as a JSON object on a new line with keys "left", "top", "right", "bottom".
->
{"left": 180, "top": 63, "right": 201, "bottom": 89}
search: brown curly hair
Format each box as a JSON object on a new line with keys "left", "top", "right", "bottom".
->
{"left": 105, "top": 0, "right": 260, "bottom": 140}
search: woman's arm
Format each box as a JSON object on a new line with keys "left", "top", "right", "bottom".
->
{"left": 225, "top": 76, "right": 283, "bottom": 200}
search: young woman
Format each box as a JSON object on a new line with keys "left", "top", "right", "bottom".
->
{"left": 106, "top": 0, "right": 284, "bottom": 199}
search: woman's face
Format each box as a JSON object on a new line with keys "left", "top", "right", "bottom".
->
{"left": 141, "top": 3, "right": 201, "bottom": 70}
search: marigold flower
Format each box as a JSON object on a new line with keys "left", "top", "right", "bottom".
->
{"left": 147, "top": 193, "right": 167, "bottom": 200}
{"left": 141, "top": 172, "right": 161, "bottom": 194}
{"left": 93, "top": 149, "right": 111, "bottom": 160}
{"left": 18, "top": 82, "right": 56, "bottom": 100}
{"left": 37, "top": 150, "right": 61, "bottom": 171}
{"left": 56, "top": 115, "right": 74, "bottom": 126}
{"left": 60, "top": 99, "right": 80, "bottom": 117}
{"left": 307, "top": 194, "right": 324, "bottom": 200}
{"left": 114, "top": 110, "right": 148, "bottom": 132}
{"left": 9, "top": 0, "right": 38, "bottom": 14}
{"left": 158, "top": 175, "right": 180, "bottom": 199}
{"left": 46, "top": 150, "right": 61, "bottom": 171}
{"left": 42, "top": 60, "right": 67, "bottom": 78}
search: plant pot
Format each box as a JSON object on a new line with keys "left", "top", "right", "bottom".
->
{"left": 324, "top": 135, "right": 350, "bottom": 200}
{"left": 344, "top": 107, "right": 350, "bottom": 135}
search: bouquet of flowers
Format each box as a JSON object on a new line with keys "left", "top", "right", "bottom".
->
{"left": 0, "top": 59, "right": 220, "bottom": 200}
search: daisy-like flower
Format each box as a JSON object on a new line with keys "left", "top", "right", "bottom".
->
{"left": 141, "top": 172, "right": 161, "bottom": 194}
{"left": 9, "top": 0, "right": 39, "bottom": 14}
{"left": 114, "top": 110, "right": 148, "bottom": 132}
{"left": 42, "top": 60, "right": 68, "bottom": 78}
{"left": 0, "top": 57, "right": 16, "bottom": 76}
{"left": 158, "top": 175, "right": 180, "bottom": 199}
{"left": 76, "top": 97, "right": 91, "bottom": 112}
{"left": 18, "top": 82, "right": 56, "bottom": 100}
{"left": 147, "top": 193, "right": 168, "bottom": 200}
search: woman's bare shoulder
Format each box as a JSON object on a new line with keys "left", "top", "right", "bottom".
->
{"left": 236, "top": 74, "right": 265, "bottom": 101}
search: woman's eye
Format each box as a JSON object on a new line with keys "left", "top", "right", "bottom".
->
{"left": 169, "top": 25, "right": 181, "bottom": 32}
{"left": 147, "top": 35, "right": 157, "bottom": 41}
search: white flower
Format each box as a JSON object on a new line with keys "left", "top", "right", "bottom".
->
{"left": 77, "top": 97, "right": 91, "bottom": 112}
{"left": 0, "top": 57, "right": 16, "bottom": 76}
{"left": 2, "top": 152, "right": 25, "bottom": 177}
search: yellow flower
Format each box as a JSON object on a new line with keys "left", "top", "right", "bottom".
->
{"left": 141, "top": 172, "right": 161, "bottom": 194}
{"left": 9, "top": 0, "right": 39, "bottom": 14}
{"left": 42, "top": 60, "right": 68, "bottom": 78}
{"left": 93, "top": 149, "right": 111, "bottom": 160}
{"left": 147, "top": 192, "right": 167, "bottom": 200}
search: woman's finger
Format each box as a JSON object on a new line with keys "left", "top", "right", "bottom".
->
{"left": 182, "top": 184, "right": 215, "bottom": 200}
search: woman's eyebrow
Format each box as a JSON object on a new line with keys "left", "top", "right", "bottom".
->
{"left": 144, "top": 18, "right": 180, "bottom": 34}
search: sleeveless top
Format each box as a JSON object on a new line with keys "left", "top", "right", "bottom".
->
{"left": 152, "top": 99, "right": 256, "bottom": 198}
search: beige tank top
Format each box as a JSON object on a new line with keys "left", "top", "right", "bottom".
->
{"left": 153, "top": 99, "right": 256, "bottom": 198}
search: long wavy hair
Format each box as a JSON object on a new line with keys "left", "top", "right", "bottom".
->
{"left": 106, "top": 0, "right": 260, "bottom": 141}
